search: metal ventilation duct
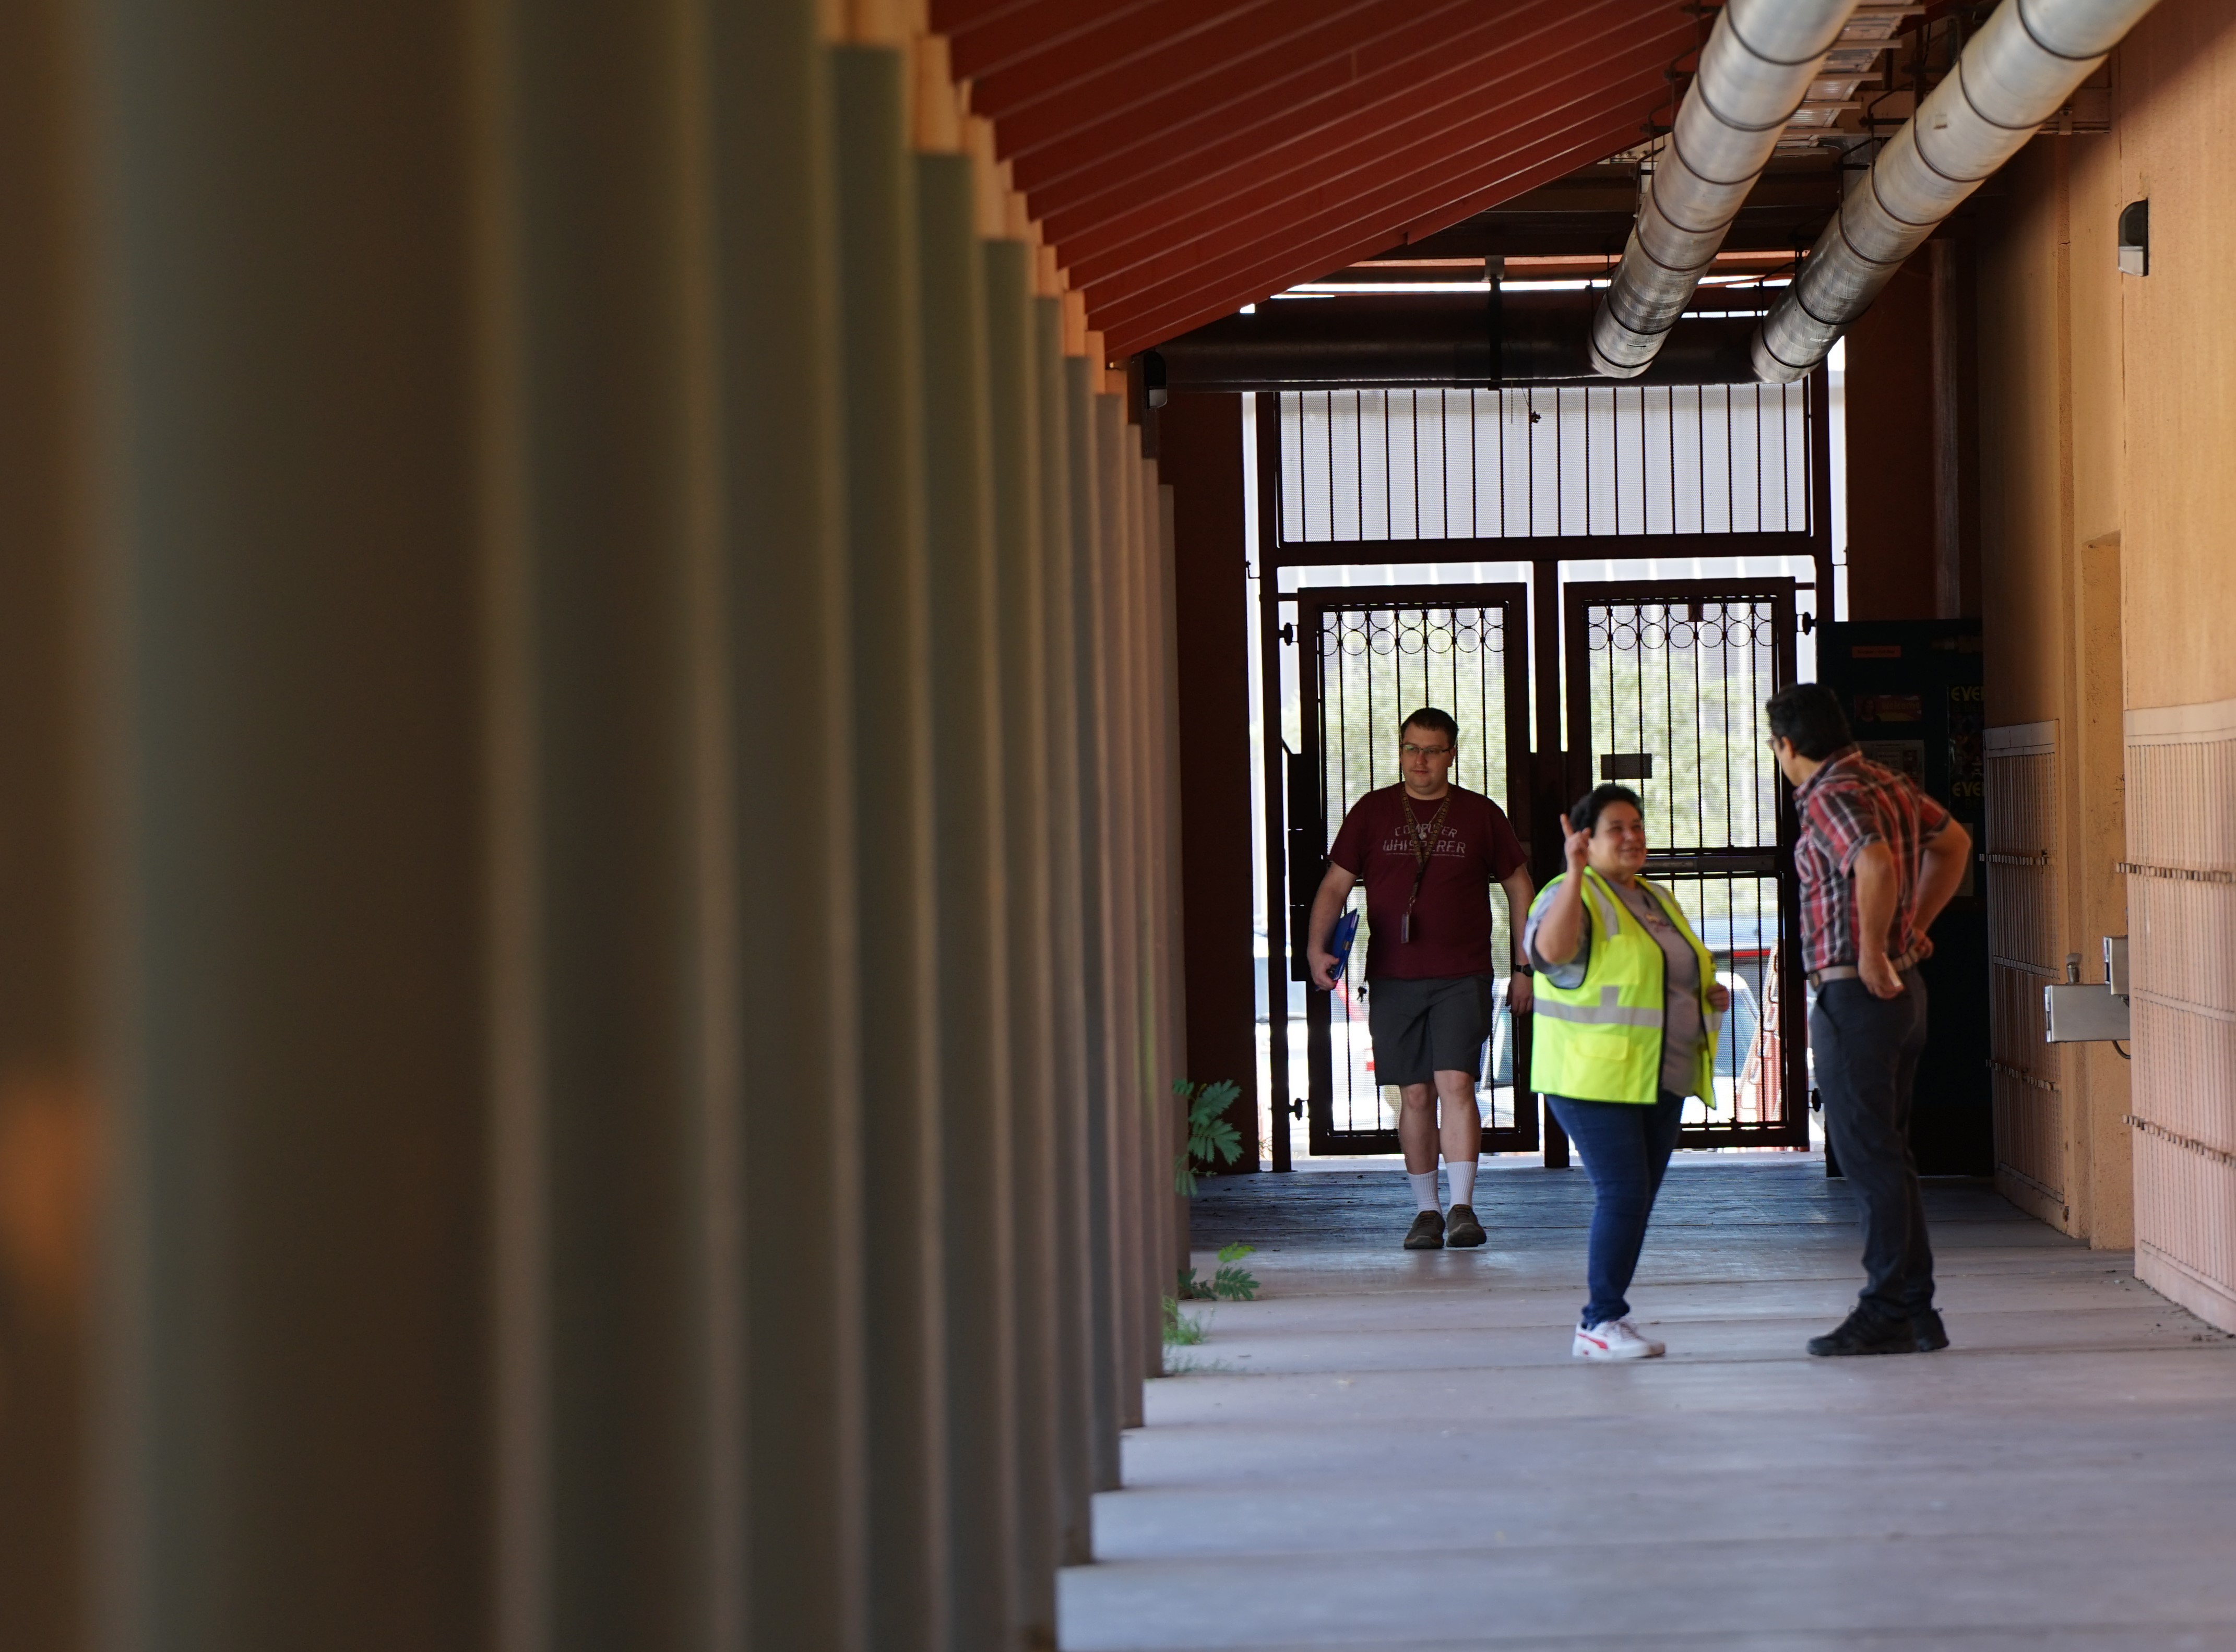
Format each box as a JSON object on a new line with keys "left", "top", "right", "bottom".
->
{"left": 1754, "top": 0, "right": 2164, "bottom": 382}
{"left": 1590, "top": 0, "right": 1861, "bottom": 379}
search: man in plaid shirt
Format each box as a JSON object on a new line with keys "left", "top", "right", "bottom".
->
{"left": 1767, "top": 684, "right": 1973, "bottom": 1358}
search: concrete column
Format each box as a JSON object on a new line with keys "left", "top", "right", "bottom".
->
{"left": 1113, "top": 418, "right": 1162, "bottom": 1394}
{"left": 981, "top": 240, "right": 1062, "bottom": 1642}
{"left": 1063, "top": 355, "right": 1125, "bottom": 1493}
{"left": 1157, "top": 396, "right": 1256, "bottom": 1165}
{"left": 1100, "top": 391, "right": 1153, "bottom": 1421}
{"left": 713, "top": 4, "right": 867, "bottom": 1644}
{"left": 913, "top": 149, "right": 1019, "bottom": 1651}
{"left": 1155, "top": 482, "right": 1194, "bottom": 1282}
{"left": 1138, "top": 449, "right": 1176, "bottom": 1376}
{"left": 0, "top": 3, "right": 99, "bottom": 1645}
{"left": 89, "top": 3, "right": 500, "bottom": 1645}
{"left": 829, "top": 43, "right": 943, "bottom": 1652}
{"left": 1133, "top": 455, "right": 1179, "bottom": 1343}
{"left": 480, "top": 0, "right": 724, "bottom": 1644}
{"left": 1036, "top": 304, "right": 1099, "bottom": 1557}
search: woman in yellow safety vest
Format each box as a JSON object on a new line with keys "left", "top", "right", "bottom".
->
{"left": 1525, "top": 783, "right": 1731, "bottom": 1361}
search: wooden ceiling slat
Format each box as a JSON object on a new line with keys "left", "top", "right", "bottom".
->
{"left": 930, "top": 0, "right": 1054, "bottom": 36}
{"left": 1092, "top": 100, "right": 1661, "bottom": 352}
{"left": 1013, "top": 0, "right": 1552, "bottom": 220}
{"left": 979, "top": 0, "right": 1439, "bottom": 166}
{"left": 1076, "top": 51, "right": 1670, "bottom": 310}
{"left": 965, "top": 0, "right": 1287, "bottom": 112}
{"left": 1101, "top": 133, "right": 1635, "bottom": 355}
{"left": 1047, "top": 5, "right": 1684, "bottom": 278}
{"left": 933, "top": 0, "right": 1701, "bottom": 355}
{"left": 938, "top": 0, "right": 1173, "bottom": 81}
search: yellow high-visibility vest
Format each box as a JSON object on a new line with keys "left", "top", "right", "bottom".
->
{"left": 1529, "top": 867, "right": 1719, "bottom": 1105}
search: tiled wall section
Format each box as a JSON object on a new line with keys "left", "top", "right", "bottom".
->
{"left": 1985, "top": 725, "right": 2065, "bottom": 1217}
{"left": 2124, "top": 700, "right": 2236, "bottom": 1331}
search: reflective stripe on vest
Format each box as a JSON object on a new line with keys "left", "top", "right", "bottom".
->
{"left": 1533, "top": 986, "right": 1662, "bottom": 1028}
{"left": 1529, "top": 868, "right": 1719, "bottom": 1106}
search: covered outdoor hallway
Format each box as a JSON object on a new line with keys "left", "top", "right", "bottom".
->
{"left": 1069, "top": 1159, "right": 2236, "bottom": 1650}
{"left": 9, "top": 0, "right": 2236, "bottom": 1648}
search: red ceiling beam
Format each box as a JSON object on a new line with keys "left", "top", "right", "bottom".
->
{"left": 963, "top": 0, "right": 1289, "bottom": 111}
{"left": 1093, "top": 105, "right": 1657, "bottom": 355}
{"left": 976, "top": 0, "right": 1458, "bottom": 171}
{"left": 1013, "top": 0, "right": 1628, "bottom": 227}
{"left": 1089, "top": 103, "right": 1656, "bottom": 347}
{"left": 1099, "top": 124, "right": 1645, "bottom": 357}
{"left": 1072, "top": 51, "right": 1669, "bottom": 317}
{"left": 1049, "top": 8, "right": 1683, "bottom": 284}
{"left": 931, "top": 0, "right": 1059, "bottom": 36}
{"left": 938, "top": 0, "right": 1182, "bottom": 80}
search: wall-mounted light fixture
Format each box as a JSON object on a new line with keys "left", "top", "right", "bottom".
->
{"left": 2118, "top": 199, "right": 2149, "bottom": 276}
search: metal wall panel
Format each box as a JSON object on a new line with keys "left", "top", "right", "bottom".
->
{"left": 2123, "top": 701, "right": 2236, "bottom": 1331}
{"left": 1985, "top": 724, "right": 2066, "bottom": 1214}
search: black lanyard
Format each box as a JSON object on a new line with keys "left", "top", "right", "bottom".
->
{"left": 1399, "top": 793, "right": 1453, "bottom": 943}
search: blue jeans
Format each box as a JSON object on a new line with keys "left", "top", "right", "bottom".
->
{"left": 1545, "top": 1090, "right": 1685, "bottom": 1328}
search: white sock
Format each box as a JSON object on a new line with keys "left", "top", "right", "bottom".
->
{"left": 1447, "top": 1158, "right": 1478, "bottom": 1207}
{"left": 1407, "top": 1170, "right": 1440, "bottom": 1212}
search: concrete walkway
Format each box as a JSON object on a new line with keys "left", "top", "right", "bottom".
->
{"left": 1060, "top": 1155, "right": 2236, "bottom": 1651}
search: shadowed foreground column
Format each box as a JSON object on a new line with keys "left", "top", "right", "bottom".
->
{"left": 1095, "top": 391, "right": 1149, "bottom": 1424}
{"left": 829, "top": 40, "right": 945, "bottom": 1652}
{"left": 914, "top": 145, "right": 1019, "bottom": 1651}
{"left": 1035, "top": 299, "right": 1100, "bottom": 1559}
{"left": 1064, "top": 352, "right": 1126, "bottom": 1493}
{"left": 483, "top": 0, "right": 722, "bottom": 1644}
{"left": 0, "top": 2, "right": 99, "bottom": 1645}
{"left": 714, "top": 1, "right": 869, "bottom": 1644}
{"left": 982, "top": 234, "right": 1061, "bottom": 1646}
{"left": 92, "top": 3, "right": 497, "bottom": 1645}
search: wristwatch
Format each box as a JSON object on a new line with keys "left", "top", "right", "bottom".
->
{"left": 1511, "top": 962, "right": 1533, "bottom": 976}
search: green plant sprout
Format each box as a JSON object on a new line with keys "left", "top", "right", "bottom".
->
{"left": 1161, "top": 1295, "right": 1209, "bottom": 1346}
{"left": 1174, "top": 1078, "right": 1245, "bottom": 1194}
{"left": 1174, "top": 1242, "right": 1258, "bottom": 1303}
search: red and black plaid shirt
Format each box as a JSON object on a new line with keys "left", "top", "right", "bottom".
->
{"left": 1791, "top": 747, "right": 1953, "bottom": 973}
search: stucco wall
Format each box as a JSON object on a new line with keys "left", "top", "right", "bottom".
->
{"left": 1972, "top": 0, "right": 2236, "bottom": 1302}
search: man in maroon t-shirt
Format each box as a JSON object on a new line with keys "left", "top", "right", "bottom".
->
{"left": 1305, "top": 707, "right": 1535, "bottom": 1250}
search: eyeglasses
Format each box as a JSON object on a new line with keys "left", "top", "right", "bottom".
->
{"left": 1399, "top": 743, "right": 1454, "bottom": 759}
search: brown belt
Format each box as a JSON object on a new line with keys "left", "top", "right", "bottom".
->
{"left": 1807, "top": 944, "right": 1926, "bottom": 991}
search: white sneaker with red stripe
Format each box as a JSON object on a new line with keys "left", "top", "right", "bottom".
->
{"left": 1573, "top": 1318, "right": 1665, "bottom": 1360}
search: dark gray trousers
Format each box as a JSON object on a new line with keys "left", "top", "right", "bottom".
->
{"left": 1810, "top": 969, "right": 1935, "bottom": 1320}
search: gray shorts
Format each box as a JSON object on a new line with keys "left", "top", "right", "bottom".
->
{"left": 1366, "top": 974, "right": 1494, "bottom": 1088}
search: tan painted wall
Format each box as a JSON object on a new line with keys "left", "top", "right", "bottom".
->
{"left": 1975, "top": 131, "right": 2134, "bottom": 1247}
{"left": 1973, "top": 0, "right": 2236, "bottom": 1276}
{"left": 2118, "top": 1, "right": 2236, "bottom": 713}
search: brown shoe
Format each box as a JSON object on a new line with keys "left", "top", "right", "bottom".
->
{"left": 1444, "top": 1204, "right": 1486, "bottom": 1248}
{"left": 1403, "top": 1209, "right": 1445, "bottom": 1250}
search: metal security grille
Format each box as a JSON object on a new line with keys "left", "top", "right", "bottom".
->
{"left": 1982, "top": 726, "right": 2064, "bottom": 1210}
{"left": 1296, "top": 586, "right": 1533, "bottom": 1153}
{"left": 1277, "top": 385, "right": 1814, "bottom": 546}
{"left": 1566, "top": 582, "right": 1805, "bottom": 1145}
{"left": 1253, "top": 380, "right": 1831, "bottom": 1167}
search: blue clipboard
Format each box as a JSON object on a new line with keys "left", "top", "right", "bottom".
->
{"left": 1327, "top": 908, "right": 1361, "bottom": 984}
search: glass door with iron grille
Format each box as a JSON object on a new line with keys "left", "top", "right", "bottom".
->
{"left": 1294, "top": 585, "right": 1535, "bottom": 1155}
{"left": 1563, "top": 580, "right": 1807, "bottom": 1147}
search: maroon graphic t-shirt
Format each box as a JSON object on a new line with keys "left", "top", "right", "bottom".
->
{"left": 1326, "top": 784, "right": 1527, "bottom": 980}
